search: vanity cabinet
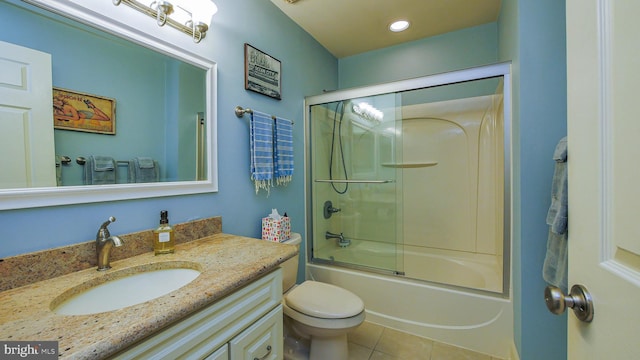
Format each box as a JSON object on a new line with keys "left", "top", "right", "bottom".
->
{"left": 204, "top": 345, "right": 229, "bottom": 360}
{"left": 110, "top": 269, "right": 283, "bottom": 360}
{"left": 229, "top": 305, "right": 282, "bottom": 360}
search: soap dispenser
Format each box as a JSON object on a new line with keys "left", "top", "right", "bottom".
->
{"left": 153, "top": 210, "right": 175, "bottom": 255}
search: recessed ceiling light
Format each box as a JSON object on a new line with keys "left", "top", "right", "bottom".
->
{"left": 389, "top": 20, "right": 410, "bottom": 32}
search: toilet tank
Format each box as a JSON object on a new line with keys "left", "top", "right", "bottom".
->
{"left": 280, "top": 232, "right": 301, "bottom": 292}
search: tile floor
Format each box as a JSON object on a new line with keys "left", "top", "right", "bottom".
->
{"left": 347, "top": 322, "right": 505, "bottom": 360}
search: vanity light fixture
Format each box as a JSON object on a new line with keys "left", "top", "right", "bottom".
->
{"left": 183, "top": 0, "right": 218, "bottom": 43}
{"left": 112, "top": 0, "right": 218, "bottom": 43}
{"left": 389, "top": 20, "right": 410, "bottom": 32}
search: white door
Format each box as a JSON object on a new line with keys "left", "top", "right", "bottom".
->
{"left": 566, "top": 0, "right": 640, "bottom": 358}
{"left": 0, "top": 40, "right": 56, "bottom": 188}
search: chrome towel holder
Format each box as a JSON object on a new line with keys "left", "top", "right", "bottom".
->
{"left": 234, "top": 105, "right": 294, "bottom": 124}
{"left": 234, "top": 106, "right": 254, "bottom": 118}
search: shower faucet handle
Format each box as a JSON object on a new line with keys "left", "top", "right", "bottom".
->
{"left": 323, "top": 200, "right": 341, "bottom": 219}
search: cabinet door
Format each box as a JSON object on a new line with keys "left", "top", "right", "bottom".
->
{"left": 205, "top": 344, "right": 229, "bottom": 360}
{"left": 229, "top": 305, "right": 283, "bottom": 360}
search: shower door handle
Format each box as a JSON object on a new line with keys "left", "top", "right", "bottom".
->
{"left": 544, "top": 284, "right": 594, "bottom": 322}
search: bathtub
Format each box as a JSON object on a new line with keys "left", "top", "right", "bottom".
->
{"left": 403, "top": 245, "right": 504, "bottom": 293}
{"left": 307, "top": 259, "right": 513, "bottom": 359}
{"left": 317, "top": 240, "right": 503, "bottom": 293}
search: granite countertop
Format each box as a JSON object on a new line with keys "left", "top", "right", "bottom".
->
{"left": 0, "top": 233, "right": 297, "bottom": 359}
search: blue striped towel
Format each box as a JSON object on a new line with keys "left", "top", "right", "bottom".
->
{"left": 250, "top": 111, "right": 274, "bottom": 194}
{"left": 274, "top": 117, "right": 294, "bottom": 186}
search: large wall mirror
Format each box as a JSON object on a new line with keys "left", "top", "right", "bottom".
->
{"left": 0, "top": 0, "right": 218, "bottom": 210}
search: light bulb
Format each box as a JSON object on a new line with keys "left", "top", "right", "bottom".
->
{"left": 191, "top": 0, "right": 218, "bottom": 27}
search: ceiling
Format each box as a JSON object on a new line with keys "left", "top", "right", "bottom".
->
{"left": 269, "top": 0, "right": 502, "bottom": 58}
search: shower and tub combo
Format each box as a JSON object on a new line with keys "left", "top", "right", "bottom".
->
{"left": 304, "top": 63, "right": 512, "bottom": 358}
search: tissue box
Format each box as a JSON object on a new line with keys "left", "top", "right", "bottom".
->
{"left": 262, "top": 216, "right": 291, "bottom": 242}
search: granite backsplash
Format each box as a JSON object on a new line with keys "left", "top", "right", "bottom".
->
{"left": 0, "top": 216, "right": 222, "bottom": 291}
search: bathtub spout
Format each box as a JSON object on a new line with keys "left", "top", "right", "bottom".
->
{"left": 325, "top": 231, "right": 351, "bottom": 247}
{"left": 325, "top": 231, "right": 344, "bottom": 241}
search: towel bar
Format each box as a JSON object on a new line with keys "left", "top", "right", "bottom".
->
{"left": 235, "top": 106, "right": 255, "bottom": 118}
{"left": 314, "top": 179, "right": 394, "bottom": 184}
{"left": 76, "top": 157, "right": 138, "bottom": 166}
{"left": 234, "top": 105, "right": 294, "bottom": 124}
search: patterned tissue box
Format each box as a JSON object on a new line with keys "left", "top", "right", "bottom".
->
{"left": 261, "top": 216, "right": 291, "bottom": 242}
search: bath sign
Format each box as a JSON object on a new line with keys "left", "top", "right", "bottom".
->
{"left": 244, "top": 43, "right": 282, "bottom": 100}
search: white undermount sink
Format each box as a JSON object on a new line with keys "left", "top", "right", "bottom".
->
{"left": 51, "top": 263, "right": 201, "bottom": 316}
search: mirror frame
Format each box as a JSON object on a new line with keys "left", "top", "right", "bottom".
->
{"left": 1, "top": 0, "right": 218, "bottom": 210}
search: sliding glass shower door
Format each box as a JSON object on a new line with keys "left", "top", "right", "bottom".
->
{"left": 309, "top": 95, "right": 404, "bottom": 274}
{"left": 306, "top": 63, "right": 511, "bottom": 294}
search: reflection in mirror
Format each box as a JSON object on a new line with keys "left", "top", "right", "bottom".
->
{"left": 0, "top": 0, "right": 217, "bottom": 209}
{"left": 2, "top": 0, "right": 205, "bottom": 187}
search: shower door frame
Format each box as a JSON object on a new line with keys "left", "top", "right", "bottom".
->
{"left": 304, "top": 62, "right": 512, "bottom": 296}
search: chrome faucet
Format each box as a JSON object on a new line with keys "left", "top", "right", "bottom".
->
{"left": 325, "top": 231, "right": 344, "bottom": 242}
{"left": 96, "top": 216, "right": 124, "bottom": 271}
{"left": 325, "top": 231, "right": 351, "bottom": 247}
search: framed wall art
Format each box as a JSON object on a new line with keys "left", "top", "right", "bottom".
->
{"left": 244, "top": 43, "right": 282, "bottom": 100}
{"left": 53, "top": 87, "right": 116, "bottom": 134}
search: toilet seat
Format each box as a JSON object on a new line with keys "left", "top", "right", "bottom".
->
{"left": 285, "top": 280, "right": 364, "bottom": 319}
{"left": 283, "top": 301, "right": 365, "bottom": 330}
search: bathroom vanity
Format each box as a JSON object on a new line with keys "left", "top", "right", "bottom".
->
{"left": 0, "top": 233, "right": 296, "bottom": 359}
{"left": 111, "top": 270, "right": 283, "bottom": 359}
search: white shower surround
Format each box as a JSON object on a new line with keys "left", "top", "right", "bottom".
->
{"left": 304, "top": 62, "right": 513, "bottom": 358}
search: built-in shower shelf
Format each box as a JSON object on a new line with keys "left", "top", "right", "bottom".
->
{"left": 381, "top": 162, "right": 438, "bottom": 168}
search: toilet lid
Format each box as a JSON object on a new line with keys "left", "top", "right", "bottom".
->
{"left": 285, "top": 281, "right": 364, "bottom": 319}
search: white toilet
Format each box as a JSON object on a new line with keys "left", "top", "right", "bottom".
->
{"left": 280, "top": 233, "right": 365, "bottom": 360}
